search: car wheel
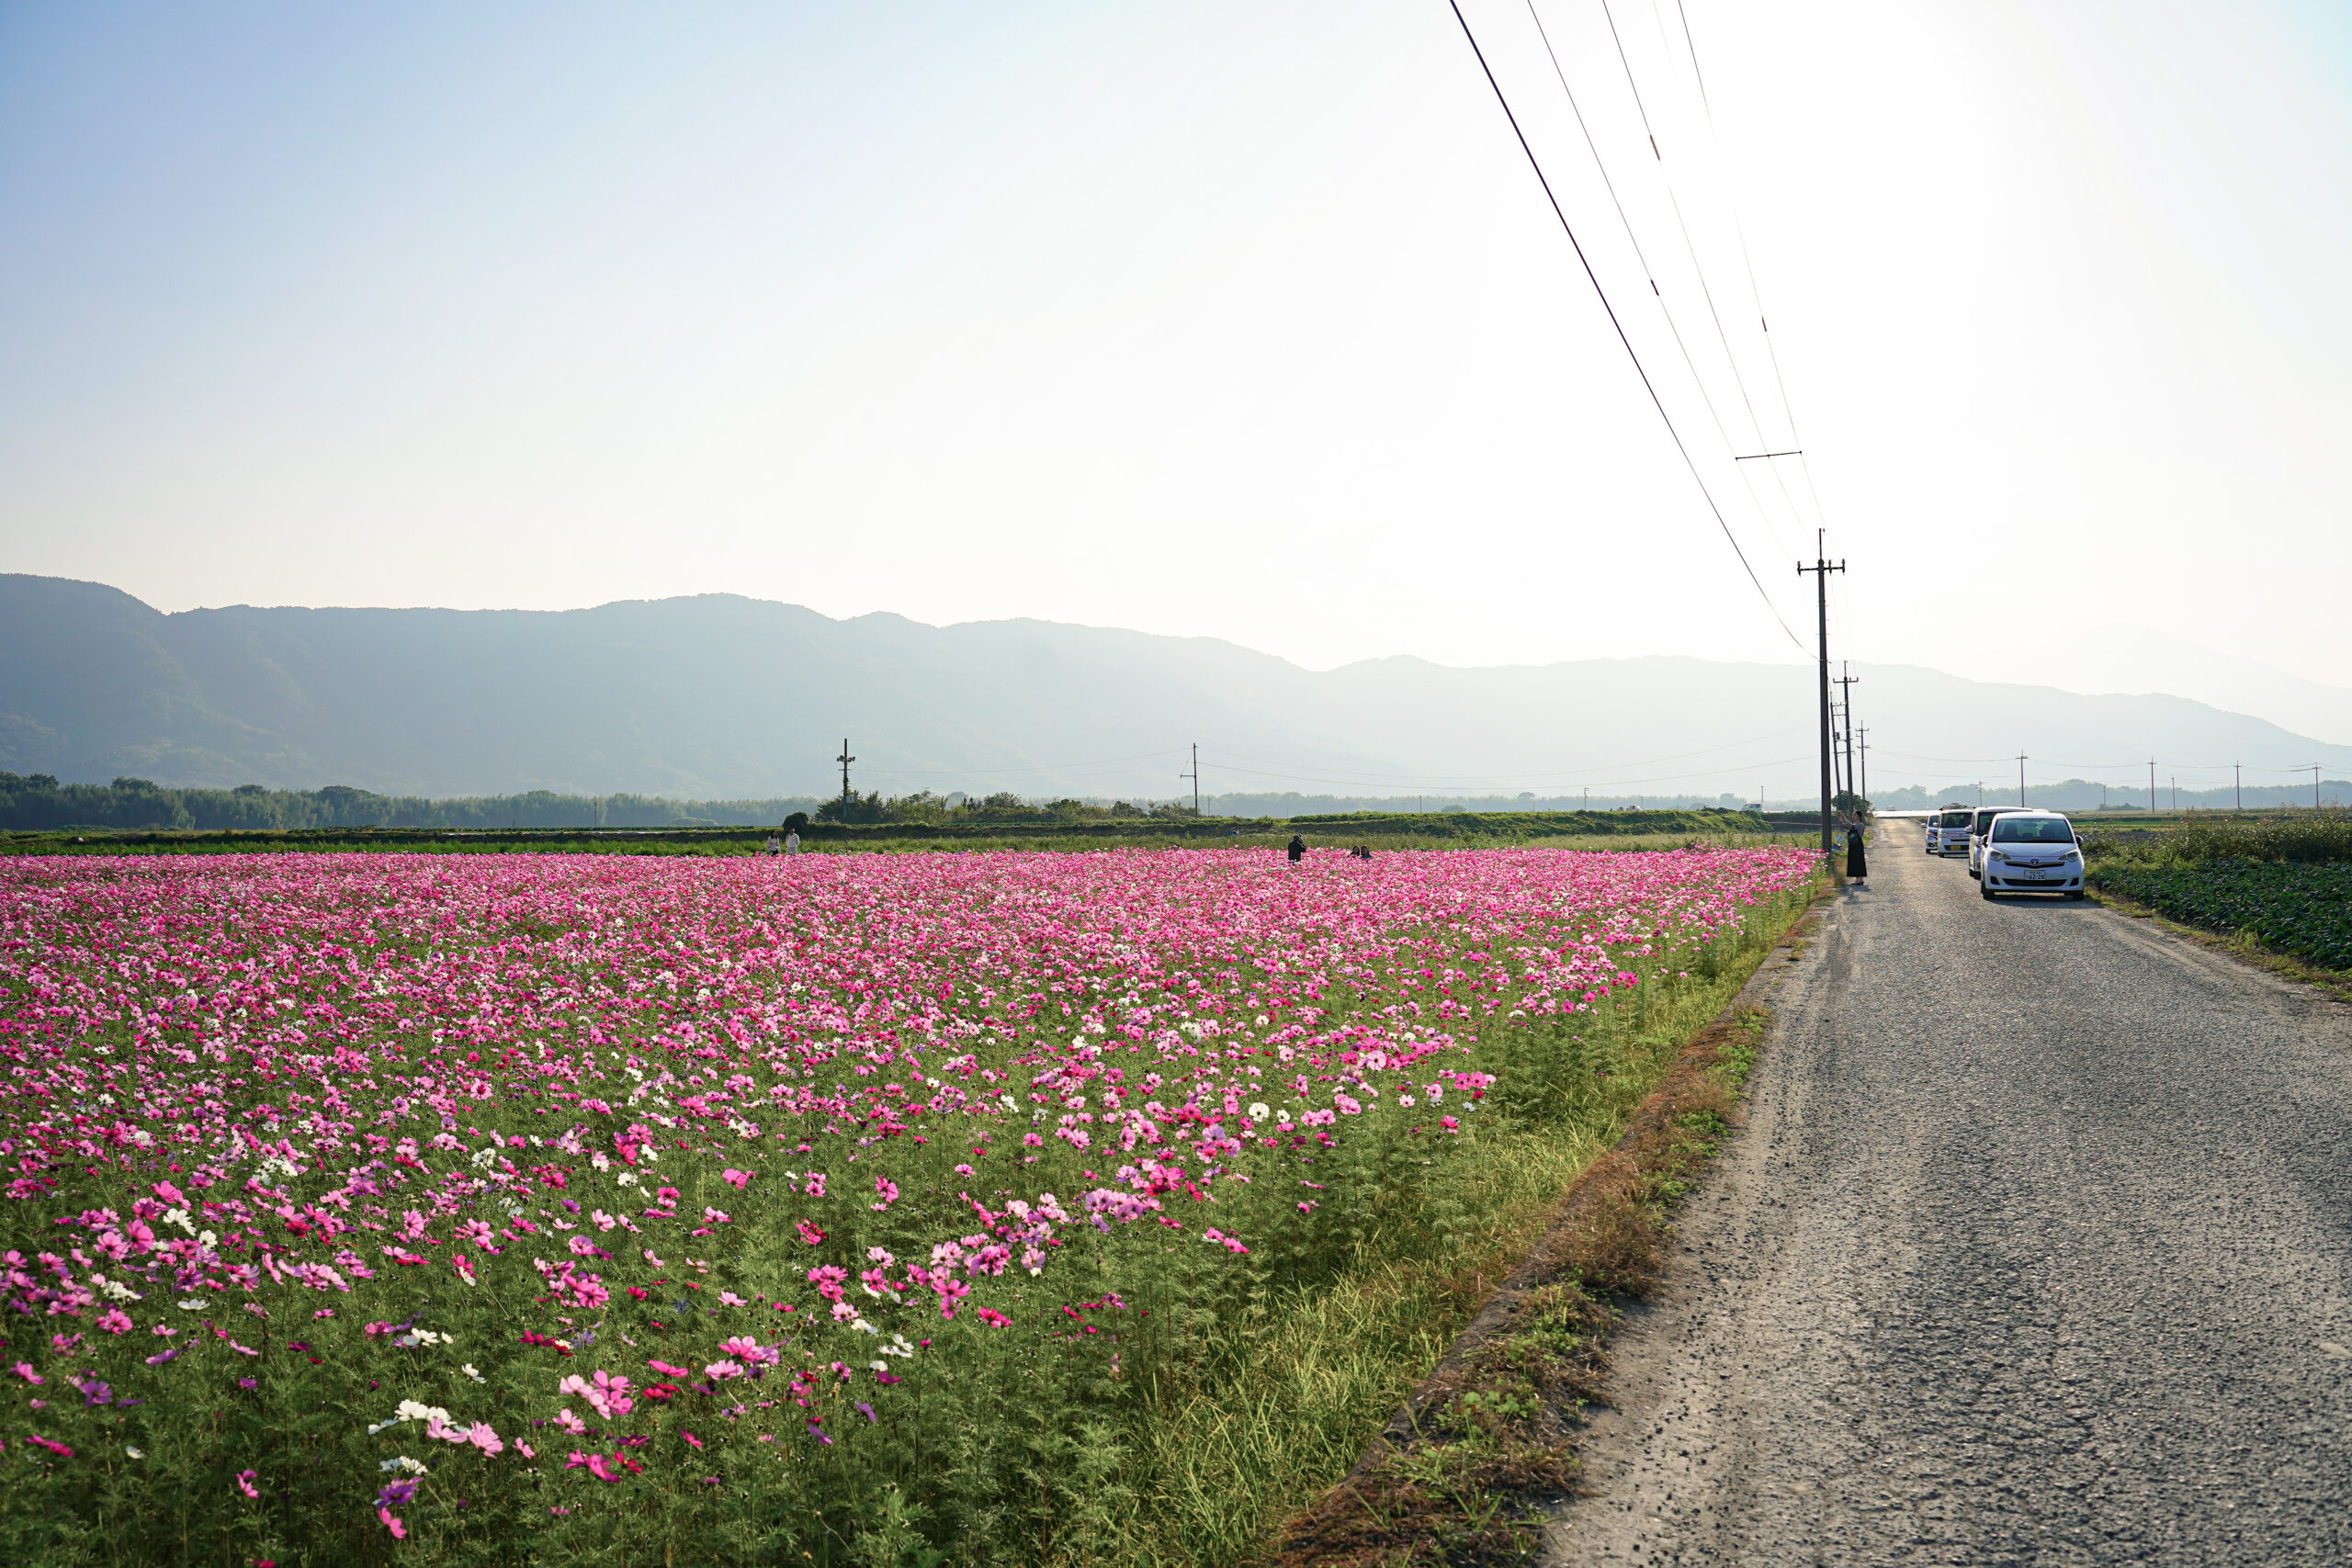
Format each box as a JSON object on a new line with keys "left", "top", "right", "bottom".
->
{"left": 1981, "top": 876, "right": 1996, "bottom": 900}
{"left": 2065, "top": 890, "right": 2086, "bottom": 901}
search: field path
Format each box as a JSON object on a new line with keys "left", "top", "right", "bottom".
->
{"left": 1546, "top": 835, "right": 2352, "bottom": 1565}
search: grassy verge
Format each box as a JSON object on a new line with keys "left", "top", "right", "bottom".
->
{"left": 2089, "top": 884, "right": 2352, "bottom": 1003}
{"left": 1226, "top": 902, "right": 1819, "bottom": 1568}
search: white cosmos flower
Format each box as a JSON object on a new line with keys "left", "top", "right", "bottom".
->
{"left": 1248, "top": 1103, "right": 1271, "bottom": 1121}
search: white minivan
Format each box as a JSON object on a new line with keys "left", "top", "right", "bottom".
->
{"left": 1977, "top": 811, "right": 2086, "bottom": 899}
{"left": 1925, "top": 806, "right": 1972, "bottom": 856}
{"left": 1963, "top": 806, "right": 2009, "bottom": 877}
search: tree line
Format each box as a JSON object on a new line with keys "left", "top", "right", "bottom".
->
{"left": 0, "top": 775, "right": 1216, "bottom": 833}
{"left": 0, "top": 775, "right": 830, "bottom": 832}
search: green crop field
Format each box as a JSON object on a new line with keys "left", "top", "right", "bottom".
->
{"left": 2085, "top": 808, "right": 2352, "bottom": 975}
{"left": 2089, "top": 861, "right": 2352, "bottom": 973}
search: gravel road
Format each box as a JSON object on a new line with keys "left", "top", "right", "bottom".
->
{"left": 1548, "top": 836, "right": 2352, "bottom": 1565}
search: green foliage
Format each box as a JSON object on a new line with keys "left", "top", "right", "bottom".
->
{"left": 2081, "top": 807, "right": 2352, "bottom": 867}
{"left": 2091, "top": 859, "right": 2352, "bottom": 972}
{"left": 0, "top": 775, "right": 827, "bottom": 834}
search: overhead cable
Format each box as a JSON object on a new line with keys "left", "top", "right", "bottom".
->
{"left": 1520, "top": 0, "right": 1801, "bottom": 569}
{"left": 1446, "top": 0, "right": 1807, "bottom": 657}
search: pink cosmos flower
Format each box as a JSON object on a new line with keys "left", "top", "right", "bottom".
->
{"left": 9, "top": 1362, "right": 40, "bottom": 1384}
{"left": 235, "top": 1470, "right": 259, "bottom": 1499}
{"left": 720, "top": 1168, "right": 752, "bottom": 1190}
{"left": 96, "top": 1310, "right": 131, "bottom": 1336}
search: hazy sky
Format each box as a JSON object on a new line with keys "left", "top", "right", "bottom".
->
{"left": 4, "top": 1, "right": 2348, "bottom": 691}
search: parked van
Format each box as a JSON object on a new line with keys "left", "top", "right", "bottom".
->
{"left": 1925, "top": 806, "right": 1973, "bottom": 856}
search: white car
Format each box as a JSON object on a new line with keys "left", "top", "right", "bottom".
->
{"left": 1963, "top": 806, "right": 2009, "bottom": 877}
{"left": 1977, "top": 811, "right": 2086, "bottom": 899}
{"left": 1924, "top": 805, "right": 1972, "bottom": 856}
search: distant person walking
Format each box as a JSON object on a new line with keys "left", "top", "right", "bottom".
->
{"left": 785, "top": 829, "right": 802, "bottom": 855}
{"left": 1287, "top": 834, "right": 1306, "bottom": 864}
{"left": 1845, "top": 816, "right": 1868, "bottom": 881}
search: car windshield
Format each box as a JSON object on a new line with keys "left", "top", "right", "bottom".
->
{"left": 1939, "top": 810, "right": 1972, "bottom": 827}
{"left": 1993, "top": 818, "right": 2075, "bottom": 843}
{"left": 1974, "top": 812, "right": 2001, "bottom": 832}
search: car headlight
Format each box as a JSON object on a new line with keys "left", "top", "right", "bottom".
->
{"left": 1987, "top": 850, "right": 2007, "bottom": 862}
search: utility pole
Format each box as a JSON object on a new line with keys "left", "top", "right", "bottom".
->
{"left": 1179, "top": 743, "right": 1201, "bottom": 817}
{"left": 2017, "top": 753, "right": 2028, "bottom": 807}
{"left": 2315, "top": 764, "right": 2325, "bottom": 809}
{"left": 2171, "top": 776, "right": 2177, "bottom": 811}
{"left": 2235, "top": 762, "right": 2242, "bottom": 813}
{"left": 1857, "top": 725, "right": 1870, "bottom": 814}
{"left": 2148, "top": 758, "right": 2156, "bottom": 813}
{"left": 836, "top": 739, "right": 856, "bottom": 811}
{"left": 1826, "top": 703, "right": 1842, "bottom": 801}
{"left": 1834, "top": 663, "right": 1860, "bottom": 810}
{"left": 1799, "top": 536, "right": 1845, "bottom": 860}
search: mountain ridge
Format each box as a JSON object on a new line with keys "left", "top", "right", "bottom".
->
{"left": 4, "top": 573, "right": 2345, "bottom": 801}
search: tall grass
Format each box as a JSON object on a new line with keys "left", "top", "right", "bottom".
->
{"left": 1089, "top": 880, "right": 1818, "bottom": 1565}
{"left": 2084, "top": 806, "right": 2352, "bottom": 866}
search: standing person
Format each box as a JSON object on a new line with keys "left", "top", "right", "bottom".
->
{"left": 1287, "top": 833, "right": 1306, "bottom": 864}
{"left": 785, "top": 828, "right": 802, "bottom": 856}
{"left": 764, "top": 832, "right": 780, "bottom": 856}
{"left": 1845, "top": 815, "right": 1868, "bottom": 881}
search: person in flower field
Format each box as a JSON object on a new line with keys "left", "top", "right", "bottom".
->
{"left": 1287, "top": 833, "right": 1306, "bottom": 864}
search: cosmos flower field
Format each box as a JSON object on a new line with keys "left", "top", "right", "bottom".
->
{"left": 0, "top": 844, "right": 1816, "bottom": 1564}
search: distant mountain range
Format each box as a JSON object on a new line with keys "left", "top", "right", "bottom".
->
{"left": 4, "top": 574, "right": 2346, "bottom": 803}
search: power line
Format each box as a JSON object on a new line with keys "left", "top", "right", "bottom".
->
{"left": 1661, "top": 0, "right": 1838, "bottom": 544}
{"left": 1446, "top": 0, "right": 1806, "bottom": 656}
{"left": 1519, "top": 0, "right": 1803, "bottom": 572}
{"left": 1590, "top": 0, "right": 1815, "bottom": 554}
